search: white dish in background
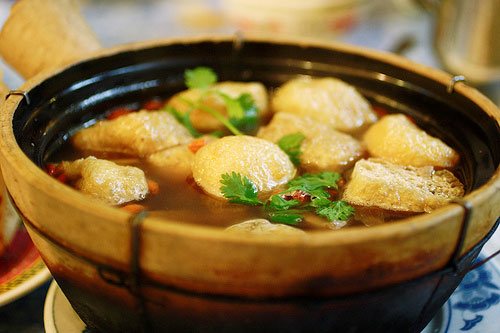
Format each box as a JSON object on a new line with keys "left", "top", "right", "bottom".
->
{"left": 44, "top": 281, "right": 86, "bottom": 333}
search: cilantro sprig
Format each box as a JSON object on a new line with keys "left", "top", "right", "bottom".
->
{"left": 220, "top": 172, "right": 262, "bottom": 206}
{"left": 277, "top": 133, "right": 305, "bottom": 166}
{"left": 287, "top": 172, "right": 341, "bottom": 199}
{"left": 165, "top": 105, "right": 202, "bottom": 138}
{"left": 185, "top": 67, "right": 217, "bottom": 89}
{"left": 219, "top": 171, "right": 354, "bottom": 226}
{"left": 166, "top": 67, "right": 260, "bottom": 136}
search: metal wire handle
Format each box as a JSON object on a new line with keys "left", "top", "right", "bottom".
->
{"left": 5, "top": 89, "right": 31, "bottom": 105}
{"left": 447, "top": 75, "right": 467, "bottom": 93}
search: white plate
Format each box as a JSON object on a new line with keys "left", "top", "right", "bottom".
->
{"left": 44, "top": 252, "right": 500, "bottom": 333}
{"left": 0, "top": 227, "right": 52, "bottom": 307}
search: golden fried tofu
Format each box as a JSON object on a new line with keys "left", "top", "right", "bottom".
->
{"left": 271, "top": 77, "right": 377, "bottom": 134}
{"left": 257, "top": 112, "right": 364, "bottom": 172}
{"left": 147, "top": 136, "right": 218, "bottom": 180}
{"left": 61, "top": 156, "right": 149, "bottom": 205}
{"left": 225, "top": 219, "right": 305, "bottom": 236}
{"left": 363, "top": 114, "right": 459, "bottom": 168}
{"left": 167, "top": 81, "right": 269, "bottom": 132}
{"left": 147, "top": 145, "right": 195, "bottom": 180}
{"left": 192, "top": 136, "right": 296, "bottom": 199}
{"left": 342, "top": 159, "right": 464, "bottom": 213}
{"left": 72, "top": 111, "right": 192, "bottom": 157}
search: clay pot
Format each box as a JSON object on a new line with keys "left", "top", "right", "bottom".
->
{"left": 0, "top": 36, "right": 499, "bottom": 332}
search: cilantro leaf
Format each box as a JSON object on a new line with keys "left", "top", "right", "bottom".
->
{"left": 268, "top": 211, "right": 303, "bottom": 225}
{"left": 218, "top": 92, "right": 244, "bottom": 119}
{"left": 182, "top": 67, "right": 259, "bottom": 135}
{"left": 310, "top": 197, "right": 331, "bottom": 208}
{"left": 315, "top": 200, "right": 355, "bottom": 222}
{"left": 288, "top": 172, "right": 341, "bottom": 194}
{"left": 185, "top": 67, "right": 217, "bottom": 89}
{"left": 218, "top": 92, "right": 259, "bottom": 133}
{"left": 164, "top": 106, "right": 202, "bottom": 138}
{"left": 277, "top": 132, "right": 305, "bottom": 166}
{"left": 267, "top": 195, "right": 300, "bottom": 211}
{"left": 220, "top": 172, "right": 262, "bottom": 206}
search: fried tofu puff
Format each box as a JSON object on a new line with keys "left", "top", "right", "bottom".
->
{"left": 342, "top": 159, "right": 464, "bottom": 213}
{"left": 147, "top": 136, "right": 218, "bottom": 180}
{"left": 166, "top": 82, "right": 269, "bottom": 132}
{"left": 61, "top": 156, "right": 149, "bottom": 205}
{"left": 225, "top": 219, "right": 305, "bottom": 236}
{"left": 147, "top": 145, "right": 195, "bottom": 180}
{"left": 272, "top": 77, "right": 377, "bottom": 134}
{"left": 257, "top": 112, "right": 364, "bottom": 172}
{"left": 192, "top": 136, "right": 296, "bottom": 199}
{"left": 72, "top": 111, "right": 192, "bottom": 157}
{"left": 363, "top": 114, "right": 459, "bottom": 168}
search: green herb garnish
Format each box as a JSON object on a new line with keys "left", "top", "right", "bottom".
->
{"left": 185, "top": 67, "right": 217, "bottom": 89}
{"left": 267, "top": 195, "right": 300, "bottom": 211}
{"left": 220, "top": 172, "right": 263, "bottom": 206}
{"left": 277, "top": 132, "right": 305, "bottom": 166}
{"left": 220, "top": 171, "right": 354, "bottom": 227}
{"left": 165, "top": 105, "right": 202, "bottom": 138}
{"left": 287, "top": 172, "right": 341, "bottom": 200}
{"left": 315, "top": 200, "right": 355, "bottom": 222}
{"left": 219, "top": 92, "right": 259, "bottom": 133}
{"left": 169, "top": 67, "right": 261, "bottom": 136}
{"left": 268, "top": 211, "right": 303, "bottom": 225}
{"left": 288, "top": 172, "right": 341, "bottom": 191}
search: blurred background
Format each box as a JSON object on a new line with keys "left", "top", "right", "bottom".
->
{"left": 0, "top": 0, "right": 499, "bottom": 105}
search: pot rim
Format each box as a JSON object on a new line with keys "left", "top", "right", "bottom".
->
{"left": 1, "top": 34, "right": 499, "bottom": 249}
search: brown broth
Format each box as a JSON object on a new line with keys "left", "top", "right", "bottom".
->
{"left": 51, "top": 143, "right": 381, "bottom": 231}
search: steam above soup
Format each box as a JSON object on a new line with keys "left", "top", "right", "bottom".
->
{"left": 47, "top": 67, "right": 464, "bottom": 233}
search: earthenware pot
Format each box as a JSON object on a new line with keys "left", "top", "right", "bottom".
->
{"left": 1, "top": 36, "right": 499, "bottom": 332}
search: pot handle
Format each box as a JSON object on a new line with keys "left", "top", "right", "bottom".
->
{"left": 0, "top": 0, "right": 102, "bottom": 80}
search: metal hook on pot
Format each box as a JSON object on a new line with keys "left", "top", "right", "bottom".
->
{"left": 447, "top": 75, "right": 467, "bottom": 93}
{"left": 449, "top": 198, "right": 473, "bottom": 272}
{"left": 5, "top": 89, "right": 31, "bottom": 105}
{"left": 450, "top": 195, "right": 499, "bottom": 273}
{"left": 468, "top": 248, "right": 500, "bottom": 272}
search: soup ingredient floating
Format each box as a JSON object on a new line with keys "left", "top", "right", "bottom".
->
{"left": 72, "top": 111, "right": 192, "bottom": 157}
{"left": 342, "top": 159, "right": 464, "bottom": 213}
{"left": 272, "top": 77, "right": 378, "bottom": 134}
{"left": 225, "top": 219, "right": 306, "bottom": 236}
{"left": 166, "top": 67, "right": 266, "bottom": 135}
{"left": 363, "top": 114, "right": 459, "bottom": 168}
{"left": 60, "top": 157, "right": 149, "bottom": 205}
{"left": 258, "top": 112, "right": 364, "bottom": 172}
{"left": 220, "top": 170, "right": 354, "bottom": 226}
{"left": 192, "top": 135, "right": 296, "bottom": 198}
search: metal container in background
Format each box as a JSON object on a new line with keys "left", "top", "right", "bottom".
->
{"left": 433, "top": 0, "right": 500, "bottom": 84}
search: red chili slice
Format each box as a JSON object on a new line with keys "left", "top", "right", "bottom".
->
{"left": 107, "top": 108, "right": 132, "bottom": 120}
{"left": 373, "top": 106, "right": 389, "bottom": 118}
{"left": 188, "top": 138, "right": 207, "bottom": 153}
{"left": 143, "top": 99, "right": 165, "bottom": 111}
